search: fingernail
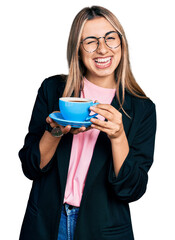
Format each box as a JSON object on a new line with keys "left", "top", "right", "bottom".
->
{"left": 90, "top": 106, "right": 95, "bottom": 110}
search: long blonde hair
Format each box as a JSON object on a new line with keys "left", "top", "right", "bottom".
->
{"left": 63, "top": 6, "right": 147, "bottom": 109}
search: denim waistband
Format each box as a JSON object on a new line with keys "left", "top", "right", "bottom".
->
{"left": 64, "top": 203, "right": 80, "bottom": 215}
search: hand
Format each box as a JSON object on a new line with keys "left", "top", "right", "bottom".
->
{"left": 90, "top": 104, "right": 125, "bottom": 140}
{"left": 46, "top": 111, "right": 91, "bottom": 135}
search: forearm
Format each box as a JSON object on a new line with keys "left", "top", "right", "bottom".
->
{"left": 111, "top": 131, "right": 129, "bottom": 176}
{"left": 39, "top": 130, "right": 61, "bottom": 169}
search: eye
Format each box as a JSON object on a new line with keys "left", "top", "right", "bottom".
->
{"left": 87, "top": 40, "right": 96, "bottom": 45}
{"left": 84, "top": 38, "right": 97, "bottom": 45}
{"left": 106, "top": 36, "right": 115, "bottom": 41}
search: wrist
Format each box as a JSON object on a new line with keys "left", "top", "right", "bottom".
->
{"left": 110, "top": 130, "right": 127, "bottom": 144}
{"left": 43, "top": 131, "right": 62, "bottom": 143}
{"left": 46, "top": 122, "right": 64, "bottom": 138}
{"left": 50, "top": 127, "right": 64, "bottom": 138}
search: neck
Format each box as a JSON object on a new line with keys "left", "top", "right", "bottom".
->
{"left": 85, "top": 74, "right": 117, "bottom": 89}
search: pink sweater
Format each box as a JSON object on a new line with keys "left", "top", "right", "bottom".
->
{"left": 63, "top": 77, "right": 116, "bottom": 207}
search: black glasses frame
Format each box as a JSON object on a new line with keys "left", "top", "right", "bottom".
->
{"left": 80, "top": 30, "right": 122, "bottom": 53}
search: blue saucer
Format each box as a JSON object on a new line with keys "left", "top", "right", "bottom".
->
{"left": 49, "top": 112, "right": 93, "bottom": 128}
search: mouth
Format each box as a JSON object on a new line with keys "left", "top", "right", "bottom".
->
{"left": 94, "top": 57, "right": 112, "bottom": 69}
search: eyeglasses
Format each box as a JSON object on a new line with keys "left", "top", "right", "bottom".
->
{"left": 81, "top": 31, "right": 122, "bottom": 53}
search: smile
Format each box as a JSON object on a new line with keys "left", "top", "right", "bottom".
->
{"left": 94, "top": 57, "right": 112, "bottom": 68}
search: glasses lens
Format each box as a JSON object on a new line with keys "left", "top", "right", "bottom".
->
{"left": 105, "top": 32, "right": 121, "bottom": 49}
{"left": 83, "top": 38, "right": 98, "bottom": 52}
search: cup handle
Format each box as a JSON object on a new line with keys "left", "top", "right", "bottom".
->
{"left": 85, "top": 102, "right": 99, "bottom": 121}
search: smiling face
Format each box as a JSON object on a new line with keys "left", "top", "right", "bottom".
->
{"left": 80, "top": 17, "right": 122, "bottom": 86}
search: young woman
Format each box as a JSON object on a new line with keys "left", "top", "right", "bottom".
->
{"left": 19, "top": 6, "right": 156, "bottom": 240}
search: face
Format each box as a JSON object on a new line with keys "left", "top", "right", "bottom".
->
{"left": 80, "top": 17, "right": 122, "bottom": 81}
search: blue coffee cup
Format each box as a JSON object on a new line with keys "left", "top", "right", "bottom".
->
{"left": 59, "top": 97, "right": 99, "bottom": 121}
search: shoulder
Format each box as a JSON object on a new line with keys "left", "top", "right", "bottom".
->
{"left": 125, "top": 92, "right": 156, "bottom": 141}
{"left": 39, "top": 74, "right": 67, "bottom": 97}
{"left": 41, "top": 74, "right": 67, "bottom": 90}
{"left": 125, "top": 91, "right": 156, "bottom": 117}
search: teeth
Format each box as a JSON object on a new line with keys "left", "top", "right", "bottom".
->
{"left": 95, "top": 57, "right": 111, "bottom": 63}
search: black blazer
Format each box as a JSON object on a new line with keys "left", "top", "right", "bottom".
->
{"left": 19, "top": 75, "right": 156, "bottom": 240}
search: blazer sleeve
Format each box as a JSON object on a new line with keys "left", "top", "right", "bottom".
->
{"left": 108, "top": 100, "right": 157, "bottom": 203}
{"left": 18, "top": 78, "right": 56, "bottom": 180}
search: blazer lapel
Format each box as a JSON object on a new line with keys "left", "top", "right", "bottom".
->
{"left": 81, "top": 92, "right": 133, "bottom": 203}
{"left": 120, "top": 92, "right": 134, "bottom": 142}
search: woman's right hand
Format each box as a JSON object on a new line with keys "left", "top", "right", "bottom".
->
{"left": 46, "top": 111, "right": 91, "bottom": 135}
{"left": 40, "top": 112, "right": 91, "bottom": 169}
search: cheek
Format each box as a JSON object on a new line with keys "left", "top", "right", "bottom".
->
{"left": 79, "top": 47, "right": 94, "bottom": 66}
{"left": 113, "top": 50, "right": 122, "bottom": 67}
{"left": 81, "top": 55, "right": 93, "bottom": 69}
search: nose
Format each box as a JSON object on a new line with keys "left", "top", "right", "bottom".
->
{"left": 96, "top": 38, "right": 108, "bottom": 54}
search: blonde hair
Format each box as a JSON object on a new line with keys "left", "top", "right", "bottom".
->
{"left": 63, "top": 6, "right": 147, "bottom": 111}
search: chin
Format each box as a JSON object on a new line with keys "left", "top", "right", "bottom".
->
{"left": 94, "top": 69, "right": 115, "bottom": 78}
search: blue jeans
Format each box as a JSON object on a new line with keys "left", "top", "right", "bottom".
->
{"left": 57, "top": 204, "right": 79, "bottom": 240}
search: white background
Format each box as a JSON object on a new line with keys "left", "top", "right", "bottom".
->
{"left": 1, "top": 0, "right": 175, "bottom": 239}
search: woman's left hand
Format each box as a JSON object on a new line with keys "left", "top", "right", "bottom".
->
{"left": 90, "top": 104, "right": 124, "bottom": 140}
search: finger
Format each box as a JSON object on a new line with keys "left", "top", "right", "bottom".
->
{"left": 62, "top": 125, "right": 71, "bottom": 134}
{"left": 70, "top": 126, "right": 86, "bottom": 134}
{"left": 46, "top": 116, "right": 53, "bottom": 124}
{"left": 46, "top": 111, "right": 60, "bottom": 123}
{"left": 91, "top": 123, "right": 109, "bottom": 134}
{"left": 91, "top": 104, "right": 118, "bottom": 114}
{"left": 52, "top": 111, "right": 60, "bottom": 113}
{"left": 74, "top": 126, "right": 92, "bottom": 133}
{"left": 80, "top": 126, "right": 86, "bottom": 131}
{"left": 90, "top": 106, "right": 113, "bottom": 120}
{"left": 50, "top": 122, "right": 60, "bottom": 128}
{"left": 86, "top": 126, "right": 92, "bottom": 131}
{"left": 90, "top": 118, "right": 113, "bottom": 129}
{"left": 73, "top": 126, "right": 86, "bottom": 132}
{"left": 77, "top": 126, "right": 86, "bottom": 133}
